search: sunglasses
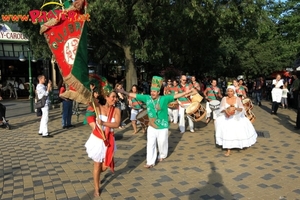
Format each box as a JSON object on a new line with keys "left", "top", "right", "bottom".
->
{"left": 182, "top": 79, "right": 187, "bottom": 81}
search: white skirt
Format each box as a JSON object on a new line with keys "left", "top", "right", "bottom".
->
{"left": 85, "top": 133, "right": 110, "bottom": 163}
{"left": 215, "top": 113, "right": 257, "bottom": 149}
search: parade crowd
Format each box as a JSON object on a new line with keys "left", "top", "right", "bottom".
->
{"left": 2, "top": 72, "right": 300, "bottom": 198}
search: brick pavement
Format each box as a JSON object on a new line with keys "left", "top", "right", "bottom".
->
{"left": 0, "top": 99, "right": 300, "bottom": 200}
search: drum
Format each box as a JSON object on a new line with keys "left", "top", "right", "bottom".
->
{"left": 191, "top": 93, "right": 203, "bottom": 103}
{"left": 209, "top": 100, "right": 221, "bottom": 110}
{"left": 242, "top": 98, "right": 253, "bottom": 110}
{"left": 168, "top": 101, "right": 179, "bottom": 109}
{"left": 185, "top": 102, "right": 206, "bottom": 122}
{"left": 136, "top": 109, "right": 149, "bottom": 126}
{"left": 245, "top": 110, "right": 255, "bottom": 123}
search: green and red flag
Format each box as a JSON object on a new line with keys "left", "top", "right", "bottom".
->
{"left": 39, "top": 0, "right": 91, "bottom": 104}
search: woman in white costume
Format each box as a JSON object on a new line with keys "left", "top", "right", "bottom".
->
{"left": 271, "top": 74, "right": 284, "bottom": 115}
{"left": 214, "top": 86, "right": 257, "bottom": 156}
{"left": 85, "top": 84, "right": 121, "bottom": 197}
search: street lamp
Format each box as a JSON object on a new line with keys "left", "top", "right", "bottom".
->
{"left": 19, "top": 50, "right": 37, "bottom": 113}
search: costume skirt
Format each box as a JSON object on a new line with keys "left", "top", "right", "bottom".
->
{"left": 215, "top": 113, "right": 257, "bottom": 149}
{"left": 85, "top": 133, "right": 115, "bottom": 163}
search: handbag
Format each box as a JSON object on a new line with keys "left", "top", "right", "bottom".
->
{"left": 120, "top": 102, "right": 126, "bottom": 110}
{"left": 34, "top": 96, "right": 47, "bottom": 109}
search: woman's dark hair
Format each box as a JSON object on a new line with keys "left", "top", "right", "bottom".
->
{"left": 130, "top": 84, "right": 139, "bottom": 92}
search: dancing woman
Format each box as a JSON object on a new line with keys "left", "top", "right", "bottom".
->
{"left": 84, "top": 85, "right": 121, "bottom": 197}
{"left": 215, "top": 86, "right": 257, "bottom": 156}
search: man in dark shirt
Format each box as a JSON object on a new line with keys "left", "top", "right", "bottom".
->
{"left": 291, "top": 72, "right": 300, "bottom": 109}
{"left": 254, "top": 77, "right": 264, "bottom": 106}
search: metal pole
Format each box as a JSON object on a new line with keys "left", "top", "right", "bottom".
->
{"left": 28, "top": 51, "right": 34, "bottom": 113}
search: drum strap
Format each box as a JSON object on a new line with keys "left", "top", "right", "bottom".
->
{"left": 211, "top": 87, "right": 219, "bottom": 100}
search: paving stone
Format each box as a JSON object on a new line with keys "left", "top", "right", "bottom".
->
{"left": 1, "top": 100, "right": 300, "bottom": 199}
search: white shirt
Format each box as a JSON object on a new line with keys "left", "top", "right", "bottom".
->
{"left": 36, "top": 83, "right": 50, "bottom": 105}
{"left": 272, "top": 79, "right": 284, "bottom": 88}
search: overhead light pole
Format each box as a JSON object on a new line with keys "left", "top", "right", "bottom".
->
{"left": 19, "top": 50, "right": 37, "bottom": 113}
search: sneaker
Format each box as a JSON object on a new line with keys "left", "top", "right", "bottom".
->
{"left": 190, "top": 129, "right": 195, "bottom": 133}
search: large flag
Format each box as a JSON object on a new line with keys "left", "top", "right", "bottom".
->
{"left": 39, "top": 0, "right": 91, "bottom": 104}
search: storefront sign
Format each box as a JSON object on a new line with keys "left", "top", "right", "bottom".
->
{"left": 0, "top": 31, "right": 29, "bottom": 41}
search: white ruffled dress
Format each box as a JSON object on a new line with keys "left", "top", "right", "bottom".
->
{"left": 85, "top": 115, "right": 116, "bottom": 163}
{"left": 214, "top": 97, "right": 257, "bottom": 149}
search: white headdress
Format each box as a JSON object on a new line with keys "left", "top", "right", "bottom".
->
{"left": 226, "top": 85, "right": 236, "bottom": 94}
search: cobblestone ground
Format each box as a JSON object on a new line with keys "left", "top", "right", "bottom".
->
{"left": 0, "top": 99, "right": 300, "bottom": 200}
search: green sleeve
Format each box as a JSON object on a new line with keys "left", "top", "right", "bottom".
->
{"left": 136, "top": 94, "right": 148, "bottom": 103}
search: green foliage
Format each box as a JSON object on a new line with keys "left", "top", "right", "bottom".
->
{"left": 2, "top": 0, "right": 300, "bottom": 81}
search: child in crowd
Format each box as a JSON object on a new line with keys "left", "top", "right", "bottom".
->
{"left": 281, "top": 82, "right": 289, "bottom": 109}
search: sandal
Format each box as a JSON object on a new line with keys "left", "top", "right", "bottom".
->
{"left": 143, "top": 164, "right": 154, "bottom": 169}
{"left": 158, "top": 158, "right": 165, "bottom": 162}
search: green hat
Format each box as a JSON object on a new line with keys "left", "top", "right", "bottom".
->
{"left": 151, "top": 76, "right": 163, "bottom": 91}
{"left": 102, "top": 84, "right": 113, "bottom": 96}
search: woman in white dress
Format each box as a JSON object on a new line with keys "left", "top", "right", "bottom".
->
{"left": 271, "top": 74, "right": 284, "bottom": 115}
{"left": 85, "top": 85, "right": 121, "bottom": 197}
{"left": 215, "top": 86, "right": 257, "bottom": 156}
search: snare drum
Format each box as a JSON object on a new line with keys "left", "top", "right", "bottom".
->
{"left": 242, "top": 98, "right": 253, "bottom": 110}
{"left": 245, "top": 109, "right": 255, "bottom": 123}
{"left": 168, "top": 101, "right": 179, "bottom": 109}
{"left": 136, "top": 109, "right": 149, "bottom": 126}
{"left": 209, "top": 100, "right": 221, "bottom": 110}
{"left": 186, "top": 102, "right": 206, "bottom": 122}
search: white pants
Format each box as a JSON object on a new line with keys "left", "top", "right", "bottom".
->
{"left": 146, "top": 126, "right": 168, "bottom": 165}
{"left": 179, "top": 104, "right": 194, "bottom": 132}
{"left": 206, "top": 102, "right": 217, "bottom": 120}
{"left": 39, "top": 105, "right": 49, "bottom": 136}
{"left": 168, "top": 108, "right": 179, "bottom": 123}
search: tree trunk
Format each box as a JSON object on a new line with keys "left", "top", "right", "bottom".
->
{"left": 123, "top": 46, "right": 137, "bottom": 91}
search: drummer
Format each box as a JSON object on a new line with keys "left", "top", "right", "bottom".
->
{"left": 233, "top": 79, "right": 247, "bottom": 99}
{"left": 178, "top": 75, "right": 195, "bottom": 133}
{"left": 203, "top": 79, "right": 223, "bottom": 124}
{"left": 164, "top": 79, "right": 173, "bottom": 95}
{"left": 191, "top": 76, "right": 201, "bottom": 93}
{"left": 116, "top": 76, "right": 197, "bottom": 168}
{"left": 238, "top": 78, "right": 248, "bottom": 94}
{"left": 167, "top": 79, "right": 180, "bottom": 124}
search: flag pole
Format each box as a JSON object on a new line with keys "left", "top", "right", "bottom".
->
{"left": 91, "top": 95, "right": 107, "bottom": 141}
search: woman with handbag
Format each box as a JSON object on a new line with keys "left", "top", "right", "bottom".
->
{"left": 115, "top": 83, "right": 126, "bottom": 129}
{"left": 85, "top": 84, "right": 121, "bottom": 197}
{"left": 128, "top": 84, "right": 147, "bottom": 134}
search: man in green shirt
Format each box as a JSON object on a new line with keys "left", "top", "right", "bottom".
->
{"left": 117, "top": 76, "right": 197, "bottom": 168}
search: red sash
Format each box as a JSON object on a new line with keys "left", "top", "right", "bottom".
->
{"left": 104, "top": 107, "right": 115, "bottom": 173}
{"left": 91, "top": 107, "right": 115, "bottom": 172}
